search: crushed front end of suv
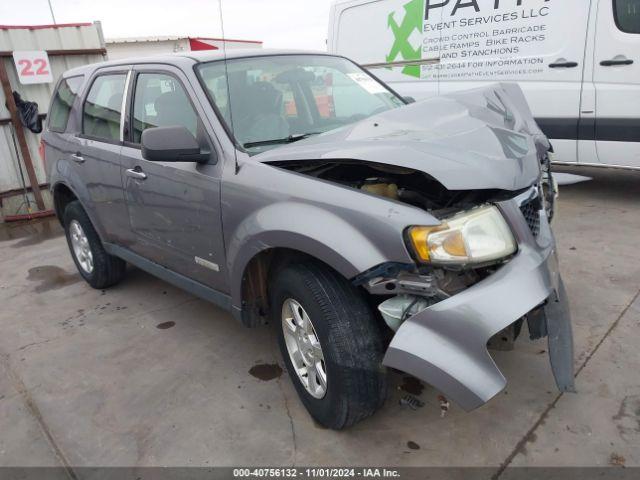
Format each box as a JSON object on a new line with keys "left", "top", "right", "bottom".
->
{"left": 45, "top": 51, "right": 574, "bottom": 429}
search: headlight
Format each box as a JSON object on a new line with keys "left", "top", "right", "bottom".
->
{"left": 407, "top": 205, "right": 517, "bottom": 265}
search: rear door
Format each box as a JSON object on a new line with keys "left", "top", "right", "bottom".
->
{"left": 592, "top": 0, "right": 640, "bottom": 167}
{"left": 120, "top": 64, "right": 227, "bottom": 291}
{"left": 71, "top": 67, "right": 131, "bottom": 242}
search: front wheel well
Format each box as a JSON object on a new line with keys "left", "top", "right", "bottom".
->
{"left": 240, "top": 248, "right": 359, "bottom": 328}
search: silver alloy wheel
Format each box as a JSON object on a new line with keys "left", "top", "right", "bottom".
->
{"left": 281, "top": 298, "right": 327, "bottom": 399}
{"left": 69, "top": 220, "right": 94, "bottom": 274}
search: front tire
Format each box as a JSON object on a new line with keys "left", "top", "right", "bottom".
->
{"left": 63, "top": 200, "right": 126, "bottom": 289}
{"left": 271, "top": 262, "right": 387, "bottom": 430}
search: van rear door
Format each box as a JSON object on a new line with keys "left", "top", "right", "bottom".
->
{"left": 592, "top": 0, "right": 640, "bottom": 167}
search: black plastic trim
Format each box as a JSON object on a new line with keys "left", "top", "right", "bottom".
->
{"left": 104, "top": 243, "right": 232, "bottom": 311}
{"left": 536, "top": 117, "right": 640, "bottom": 142}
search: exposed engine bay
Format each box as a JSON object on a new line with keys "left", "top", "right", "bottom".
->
{"left": 270, "top": 159, "right": 525, "bottom": 216}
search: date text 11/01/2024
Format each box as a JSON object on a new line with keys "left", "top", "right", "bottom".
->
{"left": 233, "top": 468, "right": 401, "bottom": 478}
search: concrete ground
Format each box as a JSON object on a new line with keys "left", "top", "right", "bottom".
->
{"left": 0, "top": 166, "right": 639, "bottom": 472}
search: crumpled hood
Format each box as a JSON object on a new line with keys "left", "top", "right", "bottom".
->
{"left": 254, "top": 83, "right": 549, "bottom": 191}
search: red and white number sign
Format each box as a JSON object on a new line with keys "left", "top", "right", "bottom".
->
{"left": 12, "top": 51, "right": 53, "bottom": 85}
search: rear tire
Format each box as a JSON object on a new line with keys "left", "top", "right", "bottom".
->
{"left": 271, "top": 262, "right": 387, "bottom": 430}
{"left": 63, "top": 200, "right": 126, "bottom": 289}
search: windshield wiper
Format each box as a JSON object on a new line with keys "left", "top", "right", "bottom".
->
{"left": 243, "top": 133, "right": 320, "bottom": 149}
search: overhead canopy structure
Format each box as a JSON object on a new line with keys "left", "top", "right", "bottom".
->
{"left": 105, "top": 35, "right": 262, "bottom": 60}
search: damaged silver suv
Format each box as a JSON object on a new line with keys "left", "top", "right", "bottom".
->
{"left": 44, "top": 50, "right": 574, "bottom": 429}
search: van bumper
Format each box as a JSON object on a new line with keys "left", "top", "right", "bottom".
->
{"left": 382, "top": 197, "right": 575, "bottom": 411}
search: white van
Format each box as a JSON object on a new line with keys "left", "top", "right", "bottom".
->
{"left": 328, "top": 0, "right": 640, "bottom": 169}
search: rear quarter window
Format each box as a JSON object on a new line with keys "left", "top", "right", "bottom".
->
{"left": 614, "top": 0, "right": 640, "bottom": 33}
{"left": 48, "top": 76, "right": 84, "bottom": 133}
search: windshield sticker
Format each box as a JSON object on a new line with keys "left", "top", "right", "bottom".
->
{"left": 347, "top": 73, "right": 387, "bottom": 94}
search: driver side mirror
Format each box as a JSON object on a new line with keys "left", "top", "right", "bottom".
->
{"left": 141, "top": 126, "right": 210, "bottom": 163}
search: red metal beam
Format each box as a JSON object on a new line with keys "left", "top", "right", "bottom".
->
{"left": 189, "top": 36, "right": 263, "bottom": 44}
{"left": 3, "top": 210, "right": 55, "bottom": 222}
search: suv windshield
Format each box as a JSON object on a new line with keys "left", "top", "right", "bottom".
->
{"left": 196, "top": 54, "right": 405, "bottom": 154}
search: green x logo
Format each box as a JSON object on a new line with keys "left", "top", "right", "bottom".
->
{"left": 387, "top": 0, "right": 424, "bottom": 78}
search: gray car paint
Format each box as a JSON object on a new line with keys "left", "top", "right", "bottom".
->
{"left": 45, "top": 49, "right": 574, "bottom": 413}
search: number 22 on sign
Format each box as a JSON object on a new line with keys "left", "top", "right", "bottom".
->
{"left": 12, "top": 51, "right": 54, "bottom": 85}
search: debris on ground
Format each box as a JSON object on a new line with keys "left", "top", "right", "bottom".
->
{"left": 407, "top": 441, "right": 420, "bottom": 450}
{"left": 399, "top": 376, "right": 424, "bottom": 396}
{"left": 399, "top": 394, "right": 425, "bottom": 410}
{"left": 438, "top": 395, "right": 450, "bottom": 418}
{"left": 609, "top": 452, "right": 626, "bottom": 467}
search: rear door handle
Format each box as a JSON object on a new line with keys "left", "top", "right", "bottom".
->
{"left": 600, "top": 58, "right": 634, "bottom": 67}
{"left": 70, "top": 153, "right": 85, "bottom": 163}
{"left": 549, "top": 61, "right": 578, "bottom": 69}
{"left": 125, "top": 167, "right": 147, "bottom": 180}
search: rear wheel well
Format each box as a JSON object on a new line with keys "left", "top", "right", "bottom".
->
{"left": 240, "top": 248, "right": 356, "bottom": 328}
{"left": 53, "top": 183, "right": 77, "bottom": 225}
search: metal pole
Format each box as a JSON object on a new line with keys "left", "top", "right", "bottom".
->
{"left": 0, "top": 59, "right": 46, "bottom": 211}
{"left": 47, "top": 0, "right": 57, "bottom": 24}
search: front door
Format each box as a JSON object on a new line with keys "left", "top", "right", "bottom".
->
{"left": 593, "top": 0, "right": 640, "bottom": 167}
{"left": 120, "top": 65, "right": 227, "bottom": 291}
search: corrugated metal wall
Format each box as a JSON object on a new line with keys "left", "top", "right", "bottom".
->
{"left": 0, "top": 22, "right": 106, "bottom": 196}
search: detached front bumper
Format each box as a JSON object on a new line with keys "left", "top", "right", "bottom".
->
{"left": 383, "top": 191, "right": 575, "bottom": 411}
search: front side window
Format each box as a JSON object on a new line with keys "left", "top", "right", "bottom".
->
{"left": 614, "top": 0, "right": 640, "bottom": 33}
{"left": 132, "top": 73, "right": 198, "bottom": 144}
{"left": 48, "top": 76, "right": 84, "bottom": 132}
{"left": 83, "top": 74, "right": 126, "bottom": 141}
{"left": 196, "top": 55, "right": 404, "bottom": 154}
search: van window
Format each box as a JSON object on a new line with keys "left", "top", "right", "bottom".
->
{"left": 48, "top": 76, "right": 83, "bottom": 132}
{"left": 132, "top": 73, "right": 198, "bottom": 144}
{"left": 614, "top": 0, "right": 640, "bottom": 33}
{"left": 83, "top": 74, "right": 126, "bottom": 142}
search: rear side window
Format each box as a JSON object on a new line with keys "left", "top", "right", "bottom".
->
{"left": 131, "top": 73, "right": 198, "bottom": 144}
{"left": 48, "top": 76, "right": 83, "bottom": 132}
{"left": 614, "top": 0, "right": 640, "bottom": 33}
{"left": 83, "top": 74, "right": 127, "bottom": 141}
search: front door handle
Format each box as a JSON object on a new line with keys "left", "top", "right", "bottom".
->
{"left": 549, "top": 61, "right": 578, "bottom": 69}
{"left": 600, "top": 58, "right": 634, "bottom": 67}
{"left": 125, "top": 167, "right": 147, "bottom": 180}
{"left": 70, "top": 153, "right": 85, "bottom": 163}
